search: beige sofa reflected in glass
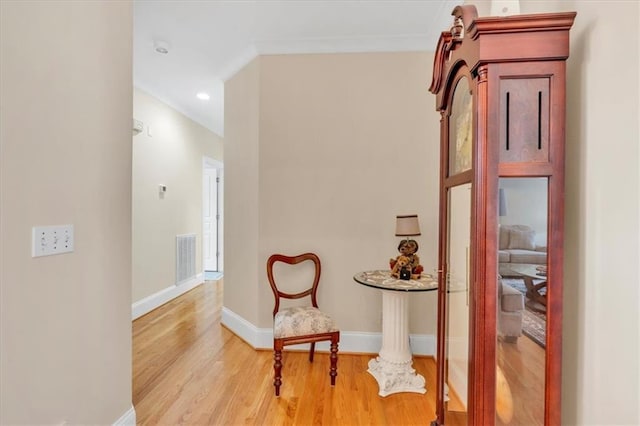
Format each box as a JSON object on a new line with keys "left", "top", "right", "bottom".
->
{"left": 498, "top": 224, "right": 547, "bottom": 277}
{"left": 497, "top": 224, "right": 547, "bottom": 343}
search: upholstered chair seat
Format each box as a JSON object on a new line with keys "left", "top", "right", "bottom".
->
{"left": 274, "top": 306, "right": 338, "bottom": 339}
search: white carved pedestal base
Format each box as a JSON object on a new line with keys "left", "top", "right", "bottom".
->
{"left": 367, "top": 290, "right": 426, "bottom": 397}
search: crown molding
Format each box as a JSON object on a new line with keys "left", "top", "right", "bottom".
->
{"left": 218, "top": 33, "right": 434, "bottom": 82}
{"left": 217, "top": 45, "right": 260, "bottom": 82}
{"left": 255, "top": 33, "right": 434, "bottom": 55}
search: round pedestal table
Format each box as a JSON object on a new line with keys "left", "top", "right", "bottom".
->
{"left": 353, "top": 270, "right": 438, "bottom": 397}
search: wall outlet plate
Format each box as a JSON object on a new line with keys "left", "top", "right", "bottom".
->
{"left": 32, "top": 225, "right": 74, "bottom": 257}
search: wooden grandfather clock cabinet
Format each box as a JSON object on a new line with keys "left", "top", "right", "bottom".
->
{"left": 429, "top": 5, "right": 575, "bottom": 426}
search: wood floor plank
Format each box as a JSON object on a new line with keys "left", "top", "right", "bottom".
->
{"left": 133, "top": 280, "right": 540, "bottom": 425}
{"left": 133, "top": 280, "right": 438, "bottom": 425}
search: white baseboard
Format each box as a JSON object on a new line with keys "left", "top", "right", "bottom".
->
{"left": 221, "top": 306, "right": 435, "bottom": 356}
{"left": 221, "top": 306, "right": 272, "bottom": 348}
{"left": 132, "top": 273, "right": 203, "bottom": 320}
{"left": 113, "top": 404, "right": 136, "bottom": 426}
{"left": 409, "top": 333, "right": 436, "bottom": 356}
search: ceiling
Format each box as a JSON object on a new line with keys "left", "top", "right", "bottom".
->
{"left": 133, "top": 0, "right": 460, "bottom": 136}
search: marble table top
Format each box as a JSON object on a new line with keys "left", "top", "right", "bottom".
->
{"left": 353, "top": 270, "right": 438, "bottom": 292}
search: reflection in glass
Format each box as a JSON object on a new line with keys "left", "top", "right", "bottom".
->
{"left": 445, "top": 183, "right": 471, "bottom": 425}
{"left": 496, "top": 177, "right": 548, "bottom": 425}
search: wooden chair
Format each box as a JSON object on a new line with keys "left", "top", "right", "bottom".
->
{"left": 266, "top": 253, "right": 340, "bottom": 396}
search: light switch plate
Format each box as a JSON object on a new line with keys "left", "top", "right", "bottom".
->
{"left": 32, "top": 225, "right": 74, "bottom": 257}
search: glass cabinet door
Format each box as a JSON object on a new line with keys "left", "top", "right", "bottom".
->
{"left": 495, "top": 177, "right": 548, "bottom": 425}
{"left": 444, "top": 183, "right": 472, "bottom": 425}
{"left": 442, "top": 73, "right": 474, "bottom": 426}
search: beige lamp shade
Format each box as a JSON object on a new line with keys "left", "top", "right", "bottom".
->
{"left": 395, "top": 215, "right": 421, "bottom": 237}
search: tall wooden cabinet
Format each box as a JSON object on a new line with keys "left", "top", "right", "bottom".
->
{"left": 429, "top": 5, "right": 575, "bottom": 425}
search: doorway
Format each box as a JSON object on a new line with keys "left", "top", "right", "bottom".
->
{"left": 203, "top": 157, "right": 223, "bottom": 276}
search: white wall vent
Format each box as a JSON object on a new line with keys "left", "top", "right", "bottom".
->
{"left": 176, "top": 234, "right": 196, "bottom": 285}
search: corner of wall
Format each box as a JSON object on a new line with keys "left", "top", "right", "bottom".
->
{"left": 112, "top": 405, "right": 136, "bottom": 426}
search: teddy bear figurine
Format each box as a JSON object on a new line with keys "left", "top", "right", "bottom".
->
{"left": 390, "top": 255, "right": 411, "bottom": 279}
{"left": 389, "top": 239, "right": 424, "bottom": 280}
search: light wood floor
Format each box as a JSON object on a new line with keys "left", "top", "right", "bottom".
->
{"left": 133, "top": 280, "right": 438, "bottom": 425}
{"left": 133, "top": 279, "right": 544, "bottom": 425}
{"left": 497, "top": 328, "right": 545, "bottom": 425}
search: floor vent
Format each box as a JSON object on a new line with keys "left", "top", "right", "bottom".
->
{"left": 176, "top": 234, "right": 196, "bottom": 285}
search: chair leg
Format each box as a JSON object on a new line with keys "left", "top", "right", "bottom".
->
{"left": 309, "top": 342, "right": 315, "bottom": 362}
{"left": 274, "top": 347, "right": 283, "bottom": 396}
{"left": 329, "top": 336, "right": 338, "bottom": 386}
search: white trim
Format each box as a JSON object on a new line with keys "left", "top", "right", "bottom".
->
{"left": 202, "top": 157, "right": 224, "bottom": 273}
{"left": 447, "top": 359, "right": 469, "bottom": 409}
{"left": 218, "top": 45, "right": 259, "bottom": 82}
{"left": 221, "top": 306, "right": 272, "bottom": 348}
{"left": 203, "top": 157, "right": 223, "bottom": 169}
{"left": 132, "top": 274, "right": 203, "bottom": 320}
{"left": 254, "top": 34, "right": 434, "bottom": 56}
{"left": 112, "top": 405, "right": 136, "bottom": 426}
{"left": 221, "top": 306, "right": 435, "bottom": 356}
{"left": 409, "top": 333, "right": 437, "bottom": 356}
{"left": 218, "top": 32, "right": 448, "bottom": 83}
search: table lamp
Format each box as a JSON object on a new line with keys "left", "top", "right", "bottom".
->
{"left": 391, "top": 215, "right": 423, "bottom": 280}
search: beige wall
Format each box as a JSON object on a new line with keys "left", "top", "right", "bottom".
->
{"left": 132, "top": 89, "right": 223, "bottom": 303}
{"left": 224, "top": 52, "right": 440, "bottom": 334}
{"left": 560, "top": 1, "right": 639, "bottom": 424}
{"left": 224, "top": 59, "right": 261, "bottom": 324}
{"left": 0, "top": 1, "right": 133, "bottom": 424}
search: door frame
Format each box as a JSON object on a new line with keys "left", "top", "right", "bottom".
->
{"left": 203, "top": 156, "right": 223, "bottom": 272}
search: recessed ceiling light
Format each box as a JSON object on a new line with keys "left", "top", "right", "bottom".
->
{"left": 196, "top": 92, "right": 210, "bottom": 101}
{"left": 154, "top": 40, "right": 170, "bottom": 54}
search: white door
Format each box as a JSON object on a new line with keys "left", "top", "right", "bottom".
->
{"left": 203, "top": 166, "right": 218, "bottom": 271}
